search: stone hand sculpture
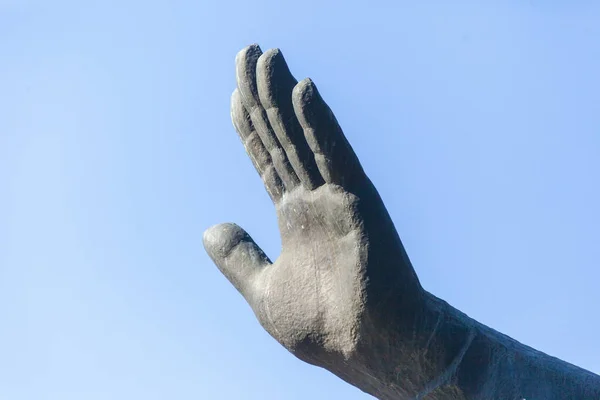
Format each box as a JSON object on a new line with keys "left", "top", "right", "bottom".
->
{"left": 203, "top": 44, "right": 600, "bottom": 399}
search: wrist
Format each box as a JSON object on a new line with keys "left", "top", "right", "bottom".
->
{"left": 337, "top": 291, "right": 478, "bottom": 399}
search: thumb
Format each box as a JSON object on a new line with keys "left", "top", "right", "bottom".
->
{"left": 203, "top": 223, "right": 270, "bottom": 300}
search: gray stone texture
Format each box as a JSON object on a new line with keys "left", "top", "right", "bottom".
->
{"left": 204, "top": 44, "right": 600, "bottom": 399}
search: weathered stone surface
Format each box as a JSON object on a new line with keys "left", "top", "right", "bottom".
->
{"left": 204, "top": 44, "right": 600, "bottom": 399}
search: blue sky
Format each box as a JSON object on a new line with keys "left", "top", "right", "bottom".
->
{"left": 2, "top": 1, "right": 599, "bottom": 399}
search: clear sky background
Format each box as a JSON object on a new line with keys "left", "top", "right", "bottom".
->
{"left": 2, "top": 1, "right": 599, "bottom": 399}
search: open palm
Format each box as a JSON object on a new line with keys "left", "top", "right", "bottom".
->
{"left": 204, "top": 45, "right": 424, "bottom": 378}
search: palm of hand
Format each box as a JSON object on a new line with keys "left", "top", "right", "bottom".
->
{"left": 260, "top": 185, "right": 364, "bottom": 358}
{"left": 204, "top": 44, "right": 423, "bottom": 365}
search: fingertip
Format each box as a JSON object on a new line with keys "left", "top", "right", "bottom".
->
{"left": 294, "top": 77, "right": 315, "bottom": 93}
{"left": 257, "top": 48, "right": 296, "bottom": 108}
{"left": 257, "top": 47, "right": 282, "bottom": 69}
{"left": 292, "top": 78, "right": 323, "bottom": 129}
{"left": 236, "top": 45, "right": 263, "bottom": 108}
{"left": 292, "top": 78, "right": 317, "bottom": 109}
{"left": 203, "top": 222, "right": 248, "bottom": 261}
{"left": 203, "top": 222, "right": 270, "bottom": 299}
{"left": 235, "top": 44, "right": 262, "bottom": 64}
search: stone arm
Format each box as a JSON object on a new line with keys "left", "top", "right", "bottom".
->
{"left": 352, "top": 289, "right": 600, "bottom": 399}
{"left": 203, "top": 44, "right": 600, "bottom": 399}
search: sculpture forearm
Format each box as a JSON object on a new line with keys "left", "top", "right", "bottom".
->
{"left": 456, "top": 304, "right": 600, "bottom": 400}
{"left": 340, "top": 291, "right": 600, "bottom": 399}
